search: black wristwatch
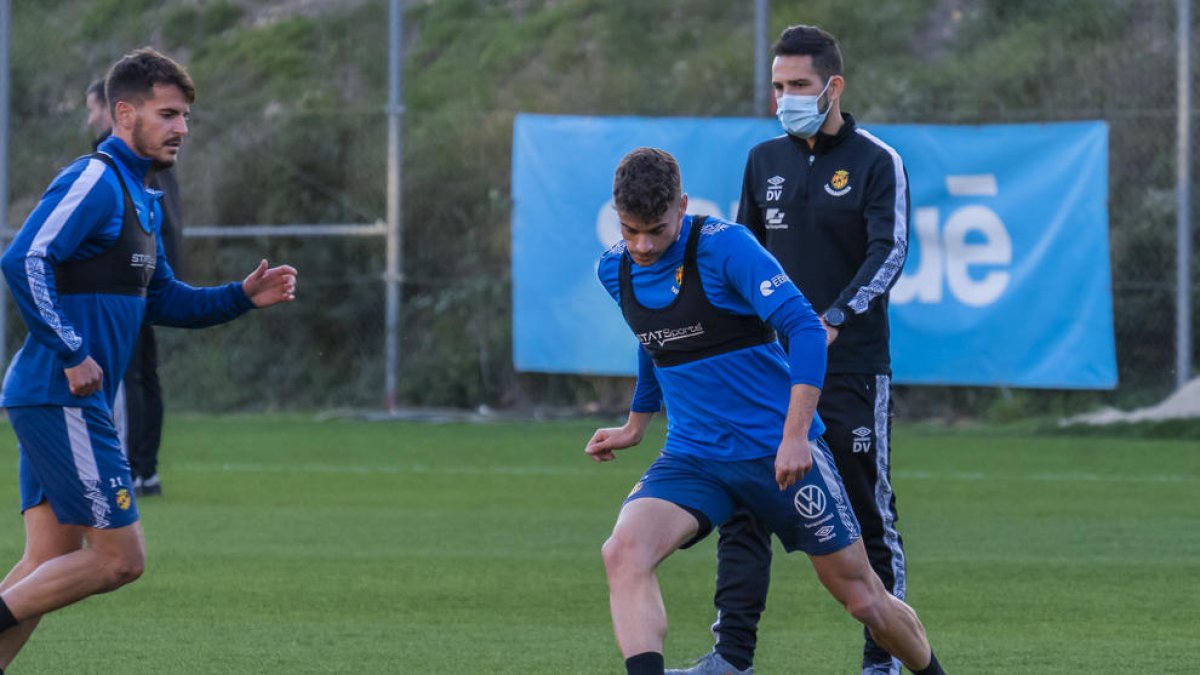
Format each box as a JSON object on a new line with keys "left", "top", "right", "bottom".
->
{"left": 823, "top": 306, "right": 846, "bottom": 329}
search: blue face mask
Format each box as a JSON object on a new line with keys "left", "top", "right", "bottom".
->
{"left": 776, "top": 78, "right": 833, "bottom": 139}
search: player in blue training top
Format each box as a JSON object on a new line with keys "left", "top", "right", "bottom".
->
{"left": 586, "top": 148, "right": 945, "bottom": 675}
{"left": 0, "top": 48, "right": 297, "bottom": 672}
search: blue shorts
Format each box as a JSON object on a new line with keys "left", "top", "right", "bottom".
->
{"left": 625, "top": 438, "right": 860, "bottom": 556}
{"left": 9, "top": 405, "right": 139, "bottom": 529}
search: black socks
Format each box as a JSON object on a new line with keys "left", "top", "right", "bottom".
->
{"left": 625, "top": 651, "right": 664, "bottom": 675}
{"left": 0, "top": 596, "right": 17, "bottom": 633}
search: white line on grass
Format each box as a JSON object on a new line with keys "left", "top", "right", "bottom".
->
{"left": 172, "top": 462, "right": 1197, "bottom": 483}
{"left": 895, "top": 470, "right": 1194, "bottom": 483}
{"left": 176, "top": 462, "right": 597, "bottom": 477}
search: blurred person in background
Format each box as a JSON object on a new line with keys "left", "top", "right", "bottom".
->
{"left": 588, "top": 148, "right": 943, "bottom": 675}
{"left": 0, "top": 47, "right": 297, "bottom": 672}
{"left": 84, "top": 79, "right": 110, "bottom": 148}
{"left": 671, "top": 25, "right": 912, "bottom": 675}
{"left": 86, "top": 77, "right": 185, "bottom": 498}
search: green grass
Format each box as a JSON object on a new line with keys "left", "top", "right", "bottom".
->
{"left": 0, "top": 416, "right": 1196, "bottom": 673}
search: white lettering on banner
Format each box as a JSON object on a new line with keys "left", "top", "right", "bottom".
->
{"left": 944, "top": 205, "right": 1012, "bottom": 307}
{"left": 892, "top": 176, "right": 1012, "bottom": 307}
{"left": 594, "top": 198, "right": 727, "bottom": 248}
{"left": 595, "top": 200, "right": 622, "bottom": 247}
{"left": 945, "top": 174, "right": 999, "bottom": 197}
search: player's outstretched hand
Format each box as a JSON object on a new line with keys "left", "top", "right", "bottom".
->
{"left": 242, "top": 259, "right": 298, "bottom": 307}
{"left": 585, "top": 426, "right": 642, "bottom": 463}
{"left": 65, "top": 356, "right": 103, "bottom": 397}
{"left": 774, "top": 436, "right": 813, "bottom": 490}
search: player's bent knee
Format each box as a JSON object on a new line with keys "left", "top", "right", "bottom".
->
{"left": 102, "top": 559, "right": 143, "bottom": 591}
{"left": 96, "top": 548, "right": 145, "bottom": 592}
{"left": 601, "top": 532, "right": 650, "bottom": 579}
{"left": 600, "top": 535, "right": 625, "bottom": 573}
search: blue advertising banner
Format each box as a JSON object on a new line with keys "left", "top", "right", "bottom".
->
{"left": 511, "top": 114, "right": 1115, "bottom": 389}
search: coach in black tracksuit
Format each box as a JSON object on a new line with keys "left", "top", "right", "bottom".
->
{"left": 672, "top": 26, "right": 911, "bottom": 675}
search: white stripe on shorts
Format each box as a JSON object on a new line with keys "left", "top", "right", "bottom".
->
{"left": 810, "top": 438, "right": 860, "bottom": 539}
{"left": 113, "top": 380, "right": 129, "bottom": 458}
{"left": 64, "top": 407, "right": 111, "bottom": 528}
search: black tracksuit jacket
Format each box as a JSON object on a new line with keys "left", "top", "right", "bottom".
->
{"left": 736, "top": 113, "right": 910, "bottom": 375}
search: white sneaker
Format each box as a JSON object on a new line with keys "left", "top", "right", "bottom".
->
{"left": 137, "top": 474, "right": 162, "bottom": 497}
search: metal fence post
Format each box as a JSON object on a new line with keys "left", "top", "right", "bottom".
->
{"left": 754, "top": 0, "right": 769, "bottom": 117}
{"left": 385, "top": 0, "right": 405, "bottom": 410}
{"left": 0, "top": 0, "right": 10, "bottom": 370}
{"left": 1176, "top": 0, "right": 1192, "bottom": 389}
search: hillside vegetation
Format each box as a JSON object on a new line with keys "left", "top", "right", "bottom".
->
{"left": 4, "top": 0, "right": 1189, "bottom": 412}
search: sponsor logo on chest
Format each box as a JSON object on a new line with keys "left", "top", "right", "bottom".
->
{"left": 637, "top": 323, "right": 705, "bottom": 347}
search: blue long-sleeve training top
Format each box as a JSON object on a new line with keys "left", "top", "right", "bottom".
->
{"left": 2, "top": 136, "right": 254, "bottom": 413}
{"left": 597, "top": 215, "right": 827, "bottom": 461}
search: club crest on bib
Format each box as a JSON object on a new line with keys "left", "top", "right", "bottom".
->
{"left": 825, "top": 169, "right": 852, "bottom": 196}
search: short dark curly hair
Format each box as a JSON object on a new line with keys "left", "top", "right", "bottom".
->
{"left": 773, "top": 24, "right": 843, "bottom": 84}
{"left": 612, "top": 148, "right": 681, "bottom": 222}
{"left": 105, "top": 47, "right": 195, "bottom": 117}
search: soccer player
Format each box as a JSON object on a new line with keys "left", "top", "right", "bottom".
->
{"left": 0, "top": 48, "right": 297, "bottom": 671}
{"left": 587, "top": 147, "right": 944, "bottom": 675}
{"left": 87, "top": 76, "right": 186, "bottom": 498}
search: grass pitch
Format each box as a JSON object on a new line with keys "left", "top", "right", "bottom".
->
{"left": 0, "top": 415, "right": 1196, "bottom": 674}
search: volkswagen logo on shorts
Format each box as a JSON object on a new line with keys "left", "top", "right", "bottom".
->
{"left": 793, "top": 485, "right": 827, "bottom": 519}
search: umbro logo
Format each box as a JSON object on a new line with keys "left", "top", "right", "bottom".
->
{"left": 852, "top": 426, "right": 872, "bottom": 454}
{"left": 766, "top": 175, "right": 785, "bottom": 201}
